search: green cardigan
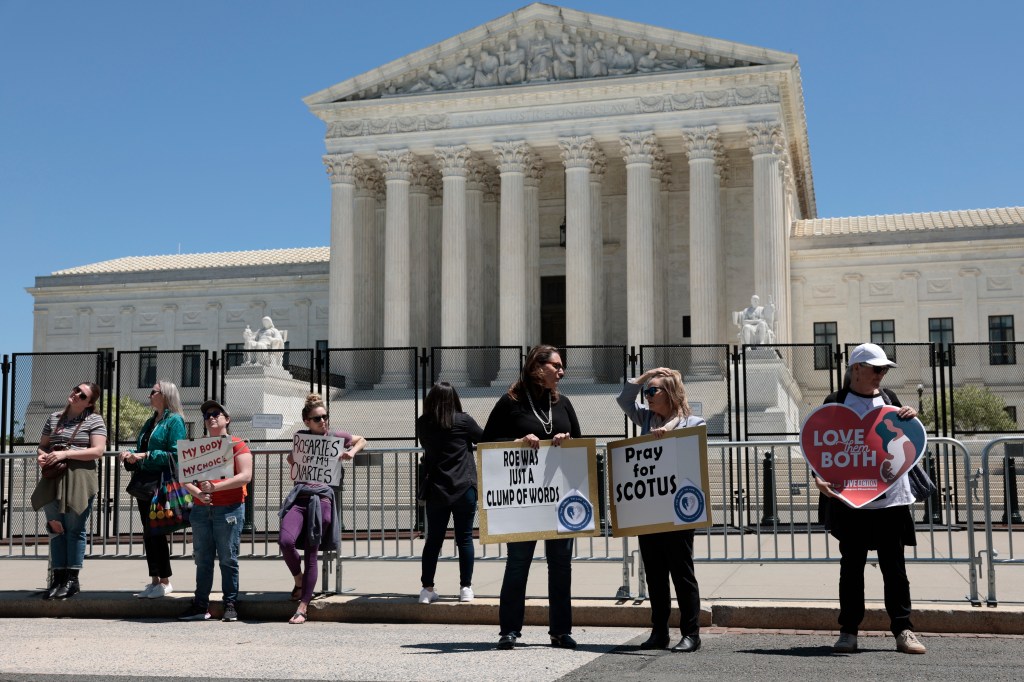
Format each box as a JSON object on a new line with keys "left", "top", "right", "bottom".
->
{"left": 136, "top": 411, "right": 187, "bottom": 473}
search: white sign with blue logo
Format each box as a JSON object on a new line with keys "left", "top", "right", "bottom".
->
{"left": 606, "top": 425, "right": 712, "bottom": 536}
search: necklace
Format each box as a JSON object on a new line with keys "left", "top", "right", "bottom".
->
{"left": 525, "top": 389, "right": 553, "bottom": 435}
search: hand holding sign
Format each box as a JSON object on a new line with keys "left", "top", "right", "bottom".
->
{"left": 800, "top": 404, "right": 927, "bottom": 508}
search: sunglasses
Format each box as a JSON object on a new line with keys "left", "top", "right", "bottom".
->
{"left": 72, "top": 387, "right": 89, "bottom": 400}
{"left": 862, "top": 364, "right": 890, "bottom": 375}
{"left": 204, "top": 411, "right": 223, "bottom": 421}
{"left": 643, "top": 386, "right": 662, "bottom": 398}
{"left": 546, "top": 362, "right": 565, "bottom": 371}
{"left": 308, "top": 414, "right": 329, "bottom": 423}
{"left": 150, "top": 389, "right": 162, "bottom": 397}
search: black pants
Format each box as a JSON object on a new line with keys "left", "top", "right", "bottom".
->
{"left": 639, "top": 530, "right": 700, "bottom": 635}
{"left": 838, "top": 528, "right": 913, "bottom": 636}
{"left": 499, "top": 538, "right": 573, "bottom": 637}
{"left": 136, "top": 497, "right": 172, "bottom": 579}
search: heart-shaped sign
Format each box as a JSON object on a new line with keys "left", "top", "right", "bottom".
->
{"left": 799, "top": 404, "right": 928, "bottom": 508}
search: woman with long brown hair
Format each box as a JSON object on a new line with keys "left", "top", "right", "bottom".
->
{"left": 31, "top": 381, "right": 107, "bottom": 600}
{"left": 482, "top": 345, "right": 582, "bottom": 650}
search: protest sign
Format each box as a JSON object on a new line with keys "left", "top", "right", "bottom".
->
{"left": 607, "top": 425, "right": 711, "bottom": 536}
{"left": 289, "top": 433, "right": 345, "bottom": 486}
{"left": 176, "top": 436, "right": 235, "bottom": 482}
{"left": 800, "top": 404, "right": 927, "bottom": 508}
{"left": 477, "top": 438, "right": 599, "bottom": 543}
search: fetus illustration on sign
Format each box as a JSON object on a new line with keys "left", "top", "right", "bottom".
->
{"left": 875, "top": 414, "right": 914, "bottom": 483}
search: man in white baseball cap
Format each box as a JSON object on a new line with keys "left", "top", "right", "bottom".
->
{"left": 847, "top": 342, "right": 897, "bottom": 368}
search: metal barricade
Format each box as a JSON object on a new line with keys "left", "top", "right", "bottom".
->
{"left": 980, "top": 436, "right": 1024, "bottom": 606}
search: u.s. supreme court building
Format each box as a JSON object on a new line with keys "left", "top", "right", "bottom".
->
{"left": 27, "top": 4, "right": 1023, "bottom": 436}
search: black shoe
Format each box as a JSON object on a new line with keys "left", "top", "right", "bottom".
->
{"left": 640, "top": 632, "right": 670, "bottom": 649}
{"left": 497, "top": 633, "right": 518, "bottom": 650}
{"left": 43, "top": 570, "right": 66, "bottom": 600}
{"left": 672, "top": 635, "right": 701, "bottom": 653}
{"left": 222, "top": 603, "right": 238, "bottom": 622}
{"left": 52, "top": 577, "right": 79, "bottom": 600}
{"left": 550, "top": 634, "right": 578, "bottom": 649}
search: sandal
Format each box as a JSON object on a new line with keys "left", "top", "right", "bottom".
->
{"left": 288, "top": 611, "right": 307, "bottom": 625}
{"left": 289, "top": 586, "right": 302, "bottom": 602}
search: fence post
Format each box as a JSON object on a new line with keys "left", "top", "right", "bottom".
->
{"left": 760, "top": 448, "right": 778, "bottom": 526}
{"left": 1, "top": 354, "right": 9, "bottom": 454}
{"left": 1002, "top": 445, "right": 1023, "bottom": 525}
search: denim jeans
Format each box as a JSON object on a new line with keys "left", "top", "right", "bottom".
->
{"left": 43, "top": 497, "right": 95, "bottom": 570}
{"left": 420, "top": 487, "right": 477, "bottom": 588}
{"left": 190, "top": 502, "right": 244, "bottom": 607}
{"left": 499, "top": 538, "right": 573, "bottom": 637}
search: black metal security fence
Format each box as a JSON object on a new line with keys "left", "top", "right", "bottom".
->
{"left": 2, "top": 341, "right": 1021, "bottom": 455}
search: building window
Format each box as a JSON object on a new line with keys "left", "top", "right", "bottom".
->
{"left": 181, "top": 345, "right": 202, "bottom": 387}
{"left": 989, "top": 315, "right": 1016, "bottom": 366}
{"left": 224, "top": 343, "right": 244, "bottom": 371}
{"left": 813, "top": 322, "right": 837, "bottom": 370}
{"left": 870, "top": 319, "right": 896, "bottom": 362}
{"left": 929, "top": 317, "right": 955, "bottom": 366}
{"left": 682, "top": 316, "right": 691, "bottom": 339}
{"left": 138, "top": 346, "right": 157, "bottom": 388}
{"left": 316, "top": 339, "right": 328, "bottom": 356}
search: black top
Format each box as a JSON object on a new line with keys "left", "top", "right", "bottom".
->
{"left": 416, "top": 412, "right": 484, "bottom": 505}
{"left": 481, "top": 390, "right": 582, "bottom": 443}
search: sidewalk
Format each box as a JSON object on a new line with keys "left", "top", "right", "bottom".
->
{"left": 2, "top": 555, "right": 1022, "bottom": 634}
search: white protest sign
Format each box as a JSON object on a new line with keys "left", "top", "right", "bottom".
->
{"left": 290, "top": 433, "right": 345, "bottom": 486}
{"left": 607, "top": 425, "right": 712, "bottom": 536}
{"left": 477, "top": 439, "right": 599, "bottom": 543}
{"left": 177, "top": 436, "right": 235, "bottom": 482}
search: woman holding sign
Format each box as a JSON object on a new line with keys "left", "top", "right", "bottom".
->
{"left": 812, "top": 343, "right": 926, "bottom": 655}
{"left": 616, "top": 367, "right": 706, "bottom": 653}
{"left": 177, "top": 400, "right": 252, "bottom": 623}
{"left": 119, "top": 380, "right": 186, "bottom": 600}
{"left": 483, "top": 344, "right": 582, "bottom": 650}
{"left": 416, "top": 382, "right": 484, "bottom": 605}
{"left": 279, "top": 393, "right": 365, "bottom": 624}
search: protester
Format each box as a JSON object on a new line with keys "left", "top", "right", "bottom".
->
{"left": 279, "top": 394, "right": 365, "bottom": 624}
{"left": 482, "top": 345, "right": 582, "bottom": 650}
{"left": 615, "top": 367, "right": 705, "bottom": 652}
{"left": 416, "top": 382, "right": 483, "bottom": 605}
{"left": 178, "top": 400, "right": 252, "bottom": 622}
{"left": 119, "top": 380, "right": 186, "bottom": 598}
{"left": 813, "top": 343, "right": 926, "bottom": 654}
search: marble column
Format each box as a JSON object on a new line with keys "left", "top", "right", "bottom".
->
{"left": 492, "top": 140, "right": 532, "bottom": 384}
{"left": 377, "top": 149, "right": 415, "bottom": 386}
{"left": 620, "top": 131, "right": 658, "bottom": 351}
{"left": 589, "top": 152, "right": 606, "bottom": 347}
{"left": 683, "top": 126, "right": 723, "bottom": 349}
{"left": 427, "top": 175, "right": 443, "bottom": 348}
{"left": 482, "top": 170, "right": 500, "bottom": 347}
{"left": 524, "top": 154, "right": 544, "bottom": 348}
{"left": 651, "top": 150, "right": 667, "bottom": 344}
{"left": 408, "top": 161, "right": 434, "bottom": 351}
{"left": 748, "top": 121, "right": 788, "bottom": 341}
{"left": 435, "top": 144, "right": 472, "bottom": 385}
{"left": 559, "top": 135, "right": 597, "bottom": 380}
{"left": 323, "top": 153, "right": 360, "bottom": 350}
{"left": 353, "top": 166, "right": 380, "bottom": 354}
{"left": 466, "top": 157, "right": 487, "bottom": 349}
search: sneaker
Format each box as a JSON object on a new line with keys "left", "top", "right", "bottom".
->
{"left": 147, "top": 582, "right": 173, "bottom": 598}
{"left": 178, "top": 603, "right": 211, "bottom": 621}
{"left": 418, "top": 588, "right": 439, "bottom": 604}
{"left": 459, "top": 586, "right": 474, "bottom": 602}
{"left": 134, "top": 583, "right": 158, "bottom": 598}
{"left": 833, "top": 632, "right": 858, "bottom": 653}
{"left": 222, "top": 603, "right": 238, "bottom": 622}
{"left": 896, "top": 630, "right": 926, "bottom": 654}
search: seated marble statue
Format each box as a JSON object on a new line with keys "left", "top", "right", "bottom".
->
{"left": 733, "top": 294, "right": 776, "bottom": 346}
{"left": 475, "top": 50, "right": 499, "bottom": 87}
{"left": 406, "top": 67, "right": 451, "bottom": 93}
{"left": 608, "top": 44, "right": 636, "bottom": 75}
{"left": 552, "top": 33, "right": 575, "bottom": 80}
{"left": 527, "top": 28, "right": 554, "bottom": 81}
{"left": 499, "top": 38, "right": 526, "bottom": 85}
{"left": 453, "top": 57, "right": 475, "bottom": 89}
{"left": 586, "top": 40, "right": 609, "bottom": 78}
{"left": 637, "top": 49, "right": 679, "bottom": 73}
{"left": 243, "top": 316, "right": 286, "bottom": 366}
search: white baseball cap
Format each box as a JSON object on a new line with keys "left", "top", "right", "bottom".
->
{"left": 848, "top": 343, "right": 897, "bottom": 368}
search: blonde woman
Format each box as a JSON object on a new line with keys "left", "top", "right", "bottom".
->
{"left": 119, "top": 380, "right": 186, "bottom": 599}
{"left": 615, "top": 367, "right": 705, "bottom": 653}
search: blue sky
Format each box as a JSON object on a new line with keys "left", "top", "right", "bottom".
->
{"left": 1, "top": 0, "right": 1021, "bottom": 354}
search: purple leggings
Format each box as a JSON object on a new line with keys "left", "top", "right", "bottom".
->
{"left": 279, "top": 497, "right": 332, "bottom": 604}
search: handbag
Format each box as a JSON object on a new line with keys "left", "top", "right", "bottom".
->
{"left": 908, "top": 464, "right": 937, "bottom": 500}
{"left": 147, "top": 466, "right": 193, "bottom": 535}
{"left": 126, "top": 468, "right": 162, "bottom": 501}
{"left": 40, "top": 419, "right": 86, "bottom": 480}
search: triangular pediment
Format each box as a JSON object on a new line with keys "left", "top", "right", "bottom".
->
{"left": 304, "top": 3, "right": 796, "bottom": 105}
